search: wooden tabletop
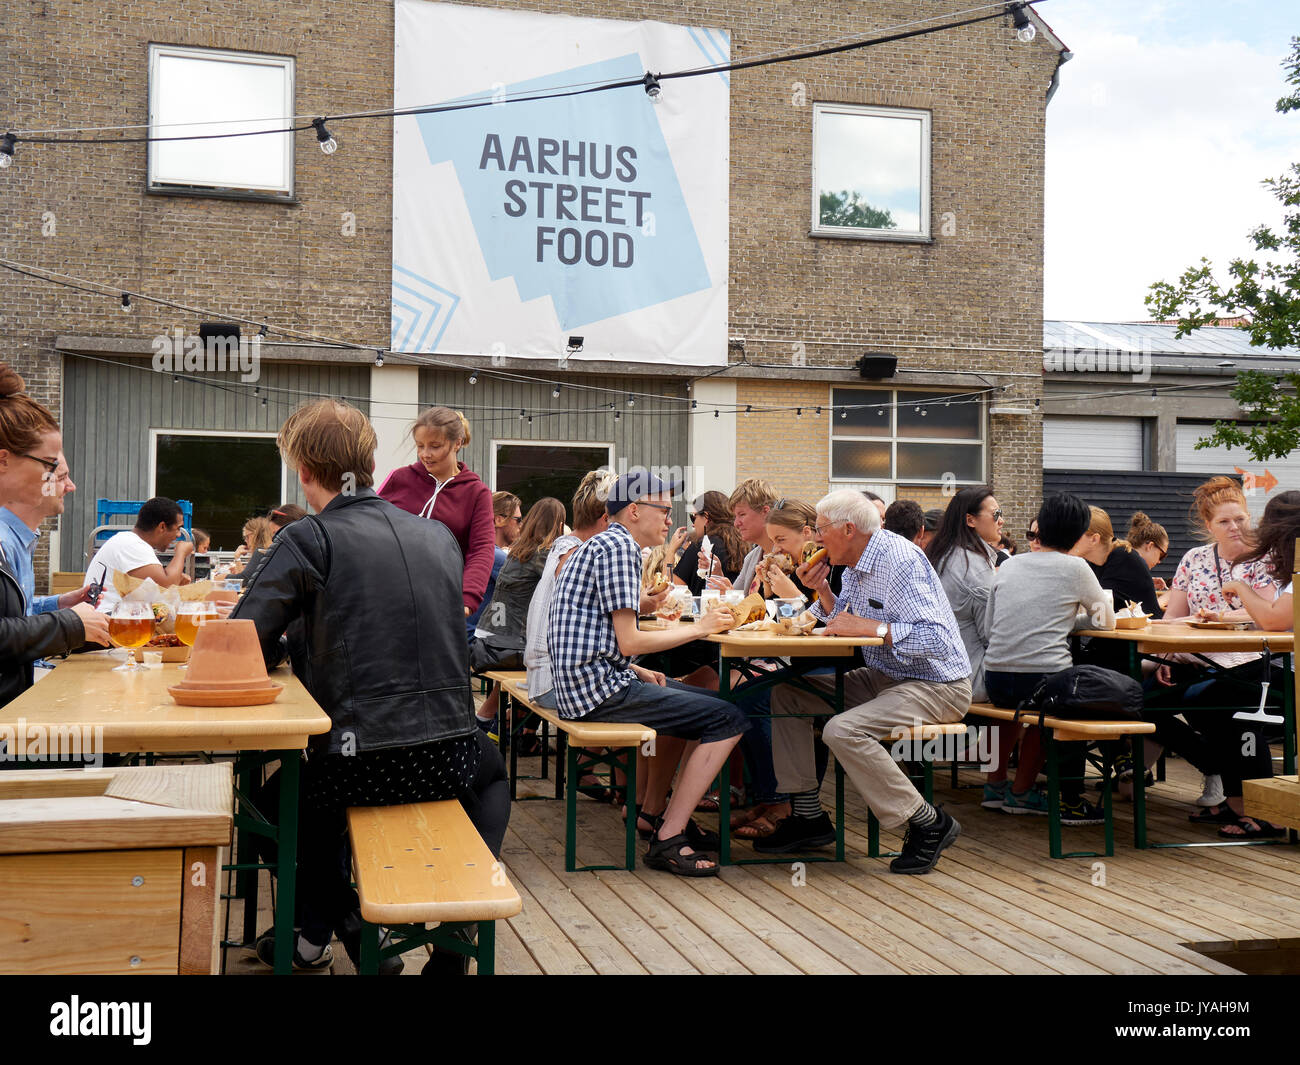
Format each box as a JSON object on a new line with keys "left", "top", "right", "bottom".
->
{"left": 0, "top": 652, "right": 331, "bottom": 754}
{"left": 704, "top": 630, "right": 884, "bottom": 658}
{"left": 1078, "top": 621, "right": 1294, "bottom": 654}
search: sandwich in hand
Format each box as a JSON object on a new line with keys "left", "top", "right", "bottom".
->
{"left": 801, "top": 542, "right": 828, "bottom": 569}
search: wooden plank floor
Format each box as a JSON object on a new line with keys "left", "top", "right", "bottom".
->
{"left": 223, "top": 745, "right": 1296, "bottom": 975}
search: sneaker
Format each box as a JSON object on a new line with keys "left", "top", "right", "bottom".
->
{"left": 420, "top": 925, "right": 477, "bottom": 975}
{"left": 889, "top": 807, "right": 961, "bottom": 875}
{"left": 1060, "top": 796, "right": 1105, "bottom": 826}
{"left": 752, "top": 811, "right": 835, "bottom": 853}
{"left": 980, "top": 780, "right": 1009, "bottom": 809}
{"left": 253, "top": 928, "right": 334, "bottom": 971}
{"left": 1113, "top": 747, "right": 1134, "bottom": 781}
{"left": 1197, "top": 774, "right": 1226, "bottom": 807}
{"left": 1001, "top": 787, "right": 1049, "bottom": 815}
{"left": 336, "top": 910, "right": 404, "bottom": 975}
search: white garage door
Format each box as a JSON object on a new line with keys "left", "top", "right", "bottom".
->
{"left": 1044, "top": 416, "right": 1144, "bottom": 470}
{"left": 1176, "top": 422, "right": 1300, "bottom": 520}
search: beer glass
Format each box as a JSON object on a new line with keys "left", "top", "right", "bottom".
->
{"left": 108, "top": 601, "right": 154, "bottom": 673}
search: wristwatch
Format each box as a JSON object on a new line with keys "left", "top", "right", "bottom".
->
{"left": 875, "top": 621, "right": 889, "bottom": 639}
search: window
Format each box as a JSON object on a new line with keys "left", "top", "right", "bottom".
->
{"left": 148, "top": 44, "right": 294, "bottom": 198}
{"left": 830, "top": 389, "right": 983, "bottom": 484}
{"left": 492, "top": 441, "right": 614, "bottom": 516}
{"left": 151, "top": 431, "right": 287, "bottom": 551}
{"left": 812, "top": 103, "right": 930, "bottom": 241}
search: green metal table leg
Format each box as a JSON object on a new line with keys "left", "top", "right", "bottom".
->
{"left": 1046, "top": 731, "right": 1062, "bottom": 860}
{"left": 477, "top": 920, "right": 496, "bottom": 975}
{"left": 1132, "top": 733, "right": 1148, "bottom": 849}
{"left": 923, "top": 759, "right": 934, "bottom": 803}
{"left": 564, "top": 741, "right": 578, "bottom": 873}
{"left": 866, "top": 809, "right": 879, "bottom": 858}
{"left": 273, "top": 750, "right": 301, "bottom": 976}
{"left": 834, "top": 762, "right": 845, "bottom": 862}
{"left": 360, "top": 918, "right": 378, "bottom": 975}
{"left": 719, "top": 758, "right": 731, "bottom": 867}
{"left": 1102, "top": 748, "right": 1114, "bottom": 857}
{"left": 625, "top": 746, "right": 638, "bottom": 871}
{"left": 1284, "top": 652, "right": 1295, "bottom": 775}
{"left": 235, "top": 754, "right": 259, "bottom": 946}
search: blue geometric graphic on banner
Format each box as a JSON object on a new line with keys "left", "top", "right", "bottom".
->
{"left": 686, "top": 27, "right": 730, "bottom": 85}
{"left": 391, "top": 265, "right": 460, "bottom": 353}
{"left": 411, "top": 53, "right": 712, "bottom": 331}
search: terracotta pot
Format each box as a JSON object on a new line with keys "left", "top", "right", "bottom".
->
{"left": 170, "top": 618, "right": 273, "bottom": 692}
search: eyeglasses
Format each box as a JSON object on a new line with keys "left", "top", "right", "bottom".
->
{"left": 1025, "top": 528, "right": 1040, "bottom": 541}
{"left": 987, "top": 509, "right": 1004, "bottom": 521}
{"left": 19, "top": 453, "right": 59, "bottom": 474}
{"left": 814, "top": 519, "right": 844, "bottom": 536}
{"left": 637, "top": 502, "right": 673, "bottom": 515}
{"left": 1156, "top": 545, "right": 1168, "bottom": 563}
{"left": 687, "top": 511, "right": 699, "bottom": 521}
{"left": 509, "top": 514, "right": 523, "bottom": 524}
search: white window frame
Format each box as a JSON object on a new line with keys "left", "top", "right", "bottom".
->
{"left": 147, "top": 44, "right": 295, "bottom": 198}
{"left": 489, "top": 439, "right": 615, "bottom": 491}
{"left": 828, "top": 388, "right": 985, "bottom": 486}
{"left": 811, "top": 102, "right": 931, "bottom": 242}
{"left": 149, "top": 429, "right": 289, "bottom": 501}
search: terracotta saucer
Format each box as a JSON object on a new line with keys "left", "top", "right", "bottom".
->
{"left": 167, "top": 682, "right": 284, "bottom": 706}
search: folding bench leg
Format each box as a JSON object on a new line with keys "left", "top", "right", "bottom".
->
{"left": 564, "top": 740, "right": 578, "bottom": 873}
{"left": 1047, "top": 733, "right": 1062, "bottom": 860}
{"left": 476, "top": 920, "right": 496, "bottom": 975}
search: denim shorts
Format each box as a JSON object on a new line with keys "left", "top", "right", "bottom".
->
{"left": 583, "top": 679, "right": 748, "bottom": 744}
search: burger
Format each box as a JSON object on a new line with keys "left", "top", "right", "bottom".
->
{"left": 801, "top": 542, "right": 828, "bottom": 569}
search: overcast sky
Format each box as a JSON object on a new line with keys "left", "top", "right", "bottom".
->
{"left": 1042, "top": 0, "right": 1297, "bottom": 322}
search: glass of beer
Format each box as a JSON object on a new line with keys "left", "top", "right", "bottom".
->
{"left": 174, "top": 601, "right": 216, "bottom": 669}
{"left": 108, "top": 601, "right": 155, "bottom": 673}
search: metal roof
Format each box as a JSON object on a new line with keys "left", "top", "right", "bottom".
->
{"left": 1044, "top": 320, "right": 1300, "bottom": 360}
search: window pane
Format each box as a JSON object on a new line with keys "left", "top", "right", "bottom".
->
{"left": 831, "top": 440, "right": 891, "bottom": 480}
{"left": 155, "top": 435, "right": 282, "bottom": 551}
{"left": 896, "top": 391, "right": 981, "bottom": 439}
{"left": 831, "top": 388, "right": 891, "bottom": 437}
{"left": 897, "top": 443, "right": 982, "bottom": 482}
{"left": 816, "top": 110, "right": 923, "bottom": 233}
{"left": 494, "top": 444, "right": 611, "bottom": 517}
{"left": 152, "top": 51, "right": 291, "bottom": 191}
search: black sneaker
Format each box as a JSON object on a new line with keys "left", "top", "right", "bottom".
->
{"left": 889, "top": 807, "right": 960, "bottom": 875}
{"left": 421, "top": 925, "right": 477, "bottom": 975}
{"left": 752, "top": 812, "right": 835, "bottom": 853}
{"left": 336, "top": 910, "right": 405, "bottom": 975}
{"left": 253, "top": 927, "right": 333, "bottom": 971}
{"left": 1060, "top": 796, "right": 1105, "bottom": 826}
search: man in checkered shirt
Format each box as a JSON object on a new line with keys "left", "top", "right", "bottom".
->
{"left": 756, "top": 489, "right": 972, "bottom": 874}
{"left": 550, "top": 470, "right": 747, "bottom": 878}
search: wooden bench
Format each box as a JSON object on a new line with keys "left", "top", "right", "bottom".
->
{"left": 347, "top": 800, "right": 521, "bottom": 975}
{"left": 49, "top": 571, "right": 85, "bottom": 596}
{"left": 968, "top": 703, "right": 1156, "bottom": 859}
{"left": 866, "top": 722, "right": 970, "bottom": 858}
{"left": 501, "top": 678, "right": 655, "bottom": 872}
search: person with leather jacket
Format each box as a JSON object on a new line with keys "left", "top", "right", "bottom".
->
{"left": 0, "top": 364, "right": 110, "bottom": 729}
{"left": 232, "top": 398, "right": 509, "bottom": 973}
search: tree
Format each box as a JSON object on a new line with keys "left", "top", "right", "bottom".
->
{"left": 819, "top": 189, "right": 896, "bottom": 230}
{"left": 1145, "top": 37, "right": 1300, "bottom": 461}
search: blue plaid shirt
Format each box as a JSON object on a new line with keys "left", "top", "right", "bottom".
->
{"left": 811, "top": 528, "right": 970, "bottom": 684}
{"left": 549, "top": 521, "right": 642, "bottom": 719}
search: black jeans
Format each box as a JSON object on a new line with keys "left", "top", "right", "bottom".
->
{"left": 984, "top": 669, "right": 1090, "bottom": 802}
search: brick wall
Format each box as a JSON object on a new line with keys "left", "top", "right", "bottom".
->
{"left": 4, "top": 0, "right": 1056, "bottom": 589}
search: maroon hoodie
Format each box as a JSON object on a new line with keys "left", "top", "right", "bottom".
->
{"left": 378, "top": 461, "right": 495, "bottom": 612}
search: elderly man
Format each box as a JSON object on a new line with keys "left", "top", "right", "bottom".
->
{"left": 756, "top": 489, "right": 972, "bottom": 874}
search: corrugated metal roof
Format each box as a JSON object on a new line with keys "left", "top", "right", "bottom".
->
{"left": 1044, "top": 320, "right": 1300, "bottom": 360}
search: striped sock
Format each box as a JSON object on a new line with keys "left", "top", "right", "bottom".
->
{"left": 792, "top": 790, "right": 823, "bottom": 819}
{"left": 909, "top": 801, "right": 938, "bottom": 829}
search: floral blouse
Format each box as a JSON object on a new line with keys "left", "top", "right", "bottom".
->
{"left": 1171, "top": 543, "right": 1279, "bottom": 667}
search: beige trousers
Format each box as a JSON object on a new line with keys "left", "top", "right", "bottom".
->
{"left": 771, "top": 667, "right": 971, "bottom": 828}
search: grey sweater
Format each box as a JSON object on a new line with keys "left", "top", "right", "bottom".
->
{"left": 983, "top": 551, "right": 1115, "bottom": 675}
{"left": 936, "top": 542, "right": 999, "bottom": 702}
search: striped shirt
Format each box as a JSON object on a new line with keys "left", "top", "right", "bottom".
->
{"left": 549, "top": 522, "right": 642, "bottom": 719}
{"left": 811, "top": 528, "right": 970, "bottom": 684}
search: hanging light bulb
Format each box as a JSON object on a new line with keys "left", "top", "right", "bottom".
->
{"left": 642, "top": 72, "right": 662, "bottom": 103}
{"left": 518, "top": 408, "right": 525, "bottom": 421}
{"left": 312, "top": 118, "right": 339, "bottom": 155}
{"left": 262, "top": 396, "right": 268, "bottom": 407}
{"left": 627, "top": 393, "right": 635, "bottom": 408}
{"left": 0, "top": 133, "right": 15, "bottom": 169}
{"left": 815, "top": 406, "right": 822, "bottom": 417}
{"left": 840, "top": 408, "right": 847, "bottom": 420}
{"left": 552, "top": 385, "right": 561, "bottom": 398}
{"left": 744, "top": 405, "right": 752, "bottom": 416}
{"left": 691, "top": 399, "right": 698, "bottom": 410}
{"left": 259, "top": 324, "right": 269, "bottom": 338}
{"left": 714, "top": 409, "right": 719, "bottom": 419}
{"left": 615, "top": 410, "right": 621, "bottom": 422}
{"left": 527, "top": 415, "right": 533, "bottom": 425}
{"left": 1011, "top": 4, "right": 1037, "bottom": 42}
{"left": 468, "top": 372, "right": 478, "bottom": 385}
{"left": 374, "top": 350, "right": 384, "bottom": 367}
{"left": 920, "top": 408, "right": 928, "bottom": 417}
{"left": 796, "top": 408, "right": 802, "bottom": 417}
{"left": 119, "top": 293, "right": 132, "bottom": 313}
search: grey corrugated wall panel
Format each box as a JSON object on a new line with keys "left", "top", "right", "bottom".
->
{"left": 60, "top": 354, "right": 371, "bottom": 571}
{"left": 414, "top": 367, "right": 690, "bottom": 522}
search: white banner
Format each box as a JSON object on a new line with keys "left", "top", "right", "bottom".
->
{"left": 393, "top": 0, "right": 729, "bottom": 366}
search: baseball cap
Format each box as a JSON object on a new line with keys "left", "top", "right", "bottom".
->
{"left": 923, "top": 508, "right": 943, "bottom": 531}
{"left": 604, "top": 469, "right": 682, "bottom": 514}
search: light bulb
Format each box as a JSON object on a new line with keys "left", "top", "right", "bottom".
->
{"left": 374, "top": 351, "right": 384, "bottom": 367}
{"left": 0, "top": 133, "right": 14, "bottom": 169}
{"left": 552, "top": 386, "right": 561, "bottom": 398}
{"left": 312, "top": 118, "right": 338, "bottom": 155}
{"left": 643, "top": 73, "right": 662, "bottom": 103}
{"left": 1017, "top": 22, "right": 1036, "bottom": 42}
{"left": 627, "top": 393, "right": 635, "bottom": 408}
{"left": 468, "top": 372, "right": 478, "bottom": 385}
{"left": 120, "top": 293, "right": 132, "bottom": 313}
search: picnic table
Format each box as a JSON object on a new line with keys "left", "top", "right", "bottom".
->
{"left": 0, "top": 651, "right": 331, "bottom": 973}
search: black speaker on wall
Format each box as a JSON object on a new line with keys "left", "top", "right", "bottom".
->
{"left": 856, "top": 353, "right": 897, "bottom": 378}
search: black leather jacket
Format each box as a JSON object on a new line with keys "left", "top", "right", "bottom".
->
{"left": 232, "top": 488, "right": 475, "bottom": 755}
{"left": 0, "top": 553, "right": 85, "bottom": 710}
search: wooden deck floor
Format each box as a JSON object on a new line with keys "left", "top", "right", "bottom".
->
{"left": 226, "top": 747, "right": 1299, "bottom": 976}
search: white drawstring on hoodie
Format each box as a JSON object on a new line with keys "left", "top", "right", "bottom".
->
{"left": 418, "top": 468, "right": 458, "bottom": 519}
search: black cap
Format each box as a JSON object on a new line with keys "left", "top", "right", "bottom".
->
{"left": 923, "top": 508, "right": 943, "bottom": 531}
{"left": 604, "top": 469, "right": 681, "bottom": 514}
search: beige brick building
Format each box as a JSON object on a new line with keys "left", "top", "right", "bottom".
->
{"left": 3, "top": 0, "right": 1065, "bottom": 586}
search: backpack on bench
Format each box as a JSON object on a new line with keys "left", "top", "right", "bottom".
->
{"left": 1016, "top": 664, "right": 1144, "bottom": 727}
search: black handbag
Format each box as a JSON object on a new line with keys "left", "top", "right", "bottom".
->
{"left": 468, "top": 633, "right": 524, "bottom": 673}
{"left": 1017, "top": 664, "right": 1144, "bottom": 725}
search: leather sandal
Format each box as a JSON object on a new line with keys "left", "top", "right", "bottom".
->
{"left": 644, "top": 832, "right": 719, "bottom": 877}
{"left": 1188, "top": 804, "right": 1239, "bottom": 825}
{"left": 734, "top": 811, "right": 784, "bottom": 840}
{"left": 1219, "top": 816, "right": 1287, "bottom": 839}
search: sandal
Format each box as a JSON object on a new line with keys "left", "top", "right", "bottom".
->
{"left": 641, "top": 812, "right": 720, "bottom": 851}
{"left": 734, "top": 813, "right": 783, "bottom": 840}
{"left": 695, "top": 791, "right": 721, "bottom": 813}
{"left": 623, "top": 806, "right": 658, "bottom": 840}
{"left": 1219, "top": 816, "right": 1287, "bottom": 839}
{"left": 577, "top": 774, "right": 617, "bottom": 804}
{"left": 644, "top": 832, "right": 719, "bottom": 877}
{"left": 1188, "top": 804, "right": 1240, "bottom": 825}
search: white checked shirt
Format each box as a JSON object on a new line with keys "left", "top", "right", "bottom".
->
{"left": 811, "top": 528, "right": 970, "bottom": 684}
{"left": 549, "top": 522, "right": 642, "bottom": 719}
